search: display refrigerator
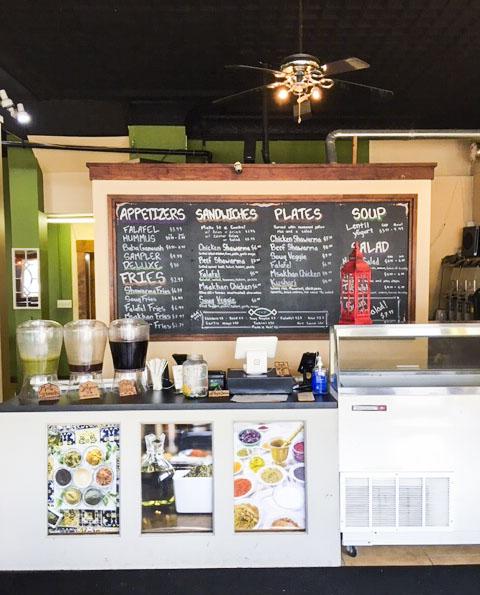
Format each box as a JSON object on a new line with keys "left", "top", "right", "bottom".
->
{"left": 331, "top": 322, "right": 480, "bottom": 552}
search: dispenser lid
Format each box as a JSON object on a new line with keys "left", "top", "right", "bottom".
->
{"left": 17, "top": 319, "right": 62, "bottom": 330}
{"left": 109, "top": 318, "right": 150, "bottom": 341}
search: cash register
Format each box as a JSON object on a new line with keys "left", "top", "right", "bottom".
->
{"left": 227, "top": 336, "right": 295, "bottom": 399}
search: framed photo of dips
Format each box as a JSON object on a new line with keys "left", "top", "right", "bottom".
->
{"left": 141, "top": 423, "right": 213, "bottom": 533}
{"left": 47, "top": 424, "right": 120, "bottom": 535}
{"left": 233, "top": 421, "right": 306, "bottom": 532}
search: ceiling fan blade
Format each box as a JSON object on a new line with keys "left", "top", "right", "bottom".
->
{"left": 225, "top": 64, "right": 286, "bottom": 78}
{"left": 332, "top": 78, "right": 394, "bottom": 98}
{"left": 321, "top": 57, "right": 370, "bottom": 76}
{"left": 212, "top": 83, "right": 277, "bottom": 105}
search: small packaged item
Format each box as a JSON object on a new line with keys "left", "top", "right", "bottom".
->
{"left": 208, "top": 370, "right": 226, "bottom": 391}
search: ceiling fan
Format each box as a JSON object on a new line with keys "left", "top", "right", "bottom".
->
{"left": 213, "top": 0, "right": 393, "bottom": 123}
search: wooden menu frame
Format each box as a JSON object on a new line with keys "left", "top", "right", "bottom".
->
{"left": 108, "top": 194, "right": 417, "bottom": 341}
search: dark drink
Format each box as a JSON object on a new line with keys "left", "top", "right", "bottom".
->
{"left": 109, "top": 340, "right": 148, "bottom": 370}
{"left": 68, "top": 363, "right": 103, "bottom": 373}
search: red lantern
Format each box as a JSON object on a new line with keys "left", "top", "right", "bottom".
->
{"left": 339, "top": 242, "right": 372, "bottom": 325}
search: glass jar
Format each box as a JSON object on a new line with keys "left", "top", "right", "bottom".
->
{"left": 109, "top": 318, "right": 149, "bottom": 397}
{"left": 182, "top": 354, "right": 208, "bottom": 399}
{"left": 109, "top": 318, "right": 149, "bottom": 371}
{"left": 64, "top": 320, "right": 108, "bottom": 396}
{"left": 16, "top": 319, "right": 63, "bottom": 401}
{"left": 64, "top": 320, "right": 107, "bottom": 372}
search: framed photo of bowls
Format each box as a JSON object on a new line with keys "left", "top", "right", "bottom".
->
{"left": 233, "top": 421, "right": 306, "bottom": 532}
{"left": 47, "top": 423, "right": 120, "bottom": 535}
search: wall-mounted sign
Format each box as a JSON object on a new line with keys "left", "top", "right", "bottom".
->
{"left": 109, "top": 195, "right": 415, "bottom": 339}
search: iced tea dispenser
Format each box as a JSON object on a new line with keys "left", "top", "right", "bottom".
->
{"left": 109, "top": 318, "right": 149, "bottom": 396}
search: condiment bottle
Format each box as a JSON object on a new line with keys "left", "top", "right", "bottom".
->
{"left": 182, "top": 353, "right": 208, "bottom": 398}
{"left": 311, "top": 354, "right": 328, "bottom": 396}
{"left": 464, "top": 280, "right": 476, "bottom": 320}
{"left": 448, "top": 280, "right": 458, "bottom": 321}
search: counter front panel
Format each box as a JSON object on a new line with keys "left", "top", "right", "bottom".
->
{"left": 0, "top": 397, "right": 339, "bottom": 570}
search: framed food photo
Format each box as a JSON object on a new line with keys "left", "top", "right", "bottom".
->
{"left": 47, "top": 424, "right": 120, "bottom": 535}
{"left": 140, "top": 423, "right": 213, "bottom": 533}
{"left": 233, "top": 421, "right": 306, "bottom": 532}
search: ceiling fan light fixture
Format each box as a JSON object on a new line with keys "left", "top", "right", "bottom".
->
{"left": 310, "top": 87, "right": 322, "bottom": 101}
{"left": 320, "top": 78, "right": 334, "bottom": 89}
{"left": 275, "top": 86, "right": 289, "bottom": 102}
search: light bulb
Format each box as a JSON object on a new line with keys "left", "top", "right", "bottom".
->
{"left": 275, "top": 87, "right": 289, "bottom": 102}
{"left": 0, "top": 89, "right": 13, "bottom": 109}
{"left": 16, "top": 103, "right": 31, "bottom": 124}
{"left": 311, "top": 87, "right": 322, "bottom": 101}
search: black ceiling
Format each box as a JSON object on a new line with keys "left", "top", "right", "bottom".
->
{"left": 2, "top": 0, "right": 480, "bottom": 138}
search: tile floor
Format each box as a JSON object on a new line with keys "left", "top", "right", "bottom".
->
{"left": 342, "top": 545, "right": 480, "bottom": 566}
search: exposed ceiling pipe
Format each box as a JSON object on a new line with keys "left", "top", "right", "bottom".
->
{"left": 325, "top": 129, "right": 480, "bottom": 164}
{"left": 1, "top": 139, "right": 213, "bottom": 162}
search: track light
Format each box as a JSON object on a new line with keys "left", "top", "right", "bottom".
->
{"left": 0, "top": 90, "right": 31, "bottom": 124}
{"left": 16, "top": 103, "right": 31, "bottom": 124}
{"left": 0, "top": 89, "right": 13, "bottom": 109}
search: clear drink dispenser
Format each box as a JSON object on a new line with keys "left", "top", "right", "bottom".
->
{"left": 109, "top": 318, "right": 149, "bottom": 397}
{"left": 64, "top": 320, "right": 108, "bottom": 398}
{"left": 16, "top": 320, "right": 63, "bottom": 401}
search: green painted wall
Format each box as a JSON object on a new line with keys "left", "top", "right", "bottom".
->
{"left": 187, "top": 138, "right": 368, "bottom": 164}
{"left": 127, "top": 125, "right": 368, "bottom": 164}
{"left": 4, "top": 145, "right": 73, "bottom": 387}
{"left": 47, "top": 223, "right": 73, "bottom": 377}
{"left": 6, "top": 144, "right": 46, "bottom": 387}
{"left": 129, "top": 125, "right": 187, "bottom": 162}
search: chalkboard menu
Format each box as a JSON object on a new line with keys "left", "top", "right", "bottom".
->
{"left": 109, "top": 195, "right": 415, "bottom": 339}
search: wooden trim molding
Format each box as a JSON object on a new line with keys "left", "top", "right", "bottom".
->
{"left": 88, "top": 162, "right": 436, "bottom": 181}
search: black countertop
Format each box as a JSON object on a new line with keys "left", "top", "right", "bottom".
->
{"left": 0, "top": 389, "right": 337, "bottom": 412}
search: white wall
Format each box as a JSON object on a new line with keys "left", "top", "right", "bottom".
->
{"left": 29, "top": 135, "right": 130, "bottom": 214}
{"left": 92, "top": 176, "right": 432, "bottom": 376}
{"left": 32, "top": 137, "right": 475, "bottom": 322}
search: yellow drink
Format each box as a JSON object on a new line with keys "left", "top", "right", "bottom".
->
{"left": 21, "top": 357, "right": 58, "bottom": 377}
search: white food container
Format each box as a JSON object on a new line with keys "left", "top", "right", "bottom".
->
{"left": 173, "top": 469, "right": 213, "bottom": 513}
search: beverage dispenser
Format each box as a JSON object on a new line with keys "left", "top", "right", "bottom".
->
{"left": 16, "top": 320, "right": 63, "bottom": 401}
{"left": 64, "top": 320, "right": 108, "bottom": 398}
{"left": 109, "top": 318, "right": 149, "bottom": 397}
